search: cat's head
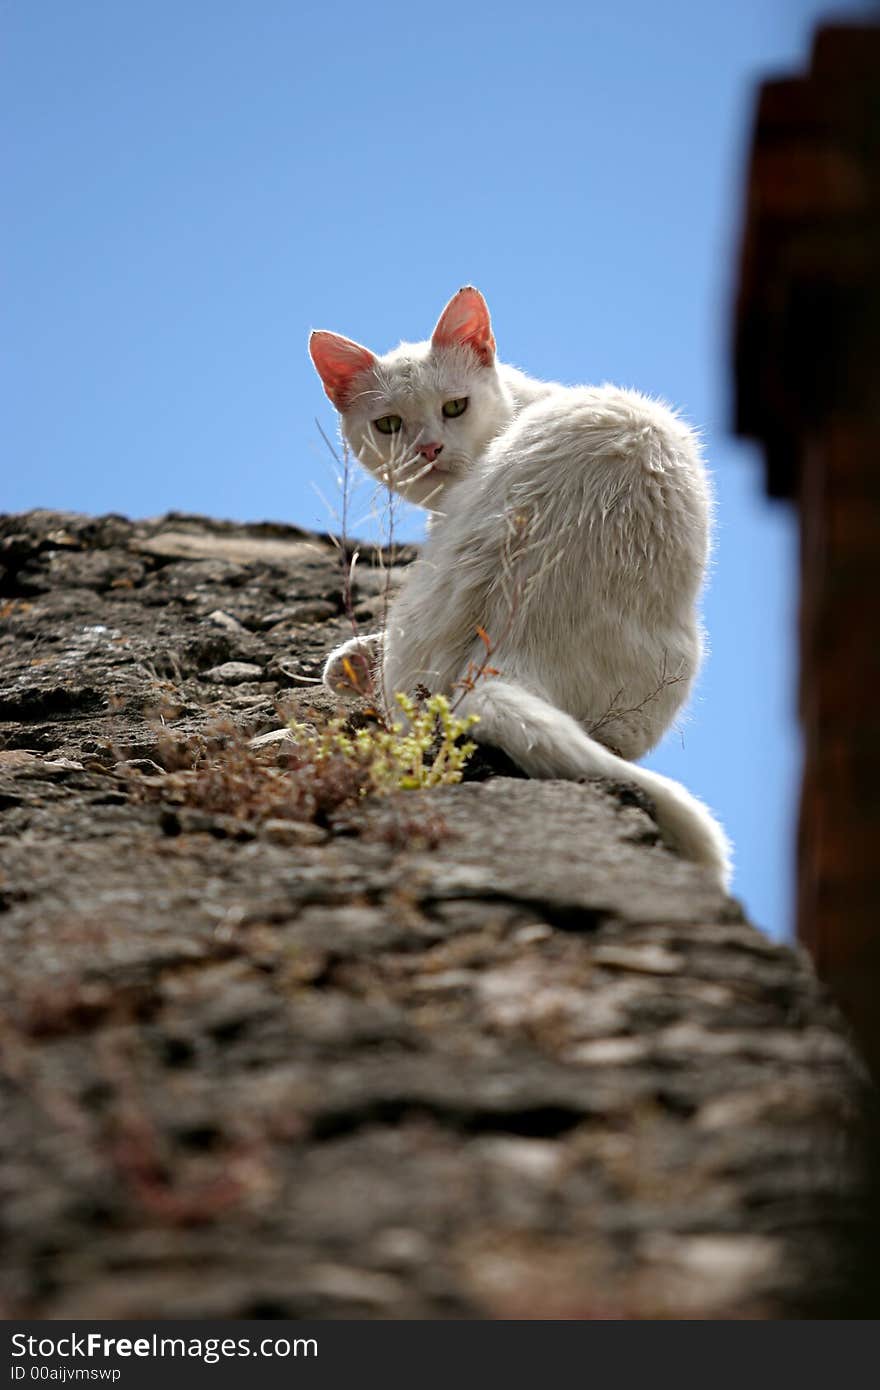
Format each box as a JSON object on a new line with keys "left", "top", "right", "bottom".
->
{"left": 309, "top": 287, "right": 512, "bottom": 509}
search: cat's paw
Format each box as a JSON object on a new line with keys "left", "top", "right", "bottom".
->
{"left": 322, "top": 634, "right": 383, "bottom": 698}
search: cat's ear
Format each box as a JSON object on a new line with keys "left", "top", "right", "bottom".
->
{"left": 309, "top": 330, "right": 376, "bottom": 408}
{"left": 431, "top": 286, "right": 496, "bottom": 366}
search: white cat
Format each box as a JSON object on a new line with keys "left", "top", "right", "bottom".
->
{"left": 309, "top": 287, "right": 731, "bottom": 886}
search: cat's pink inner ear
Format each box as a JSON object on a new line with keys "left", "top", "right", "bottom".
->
{"left": 431, "top": 286, "right": 496, "bottom": 365}
{"left": 309, "top": 331, "right": 376, "bottom": 408}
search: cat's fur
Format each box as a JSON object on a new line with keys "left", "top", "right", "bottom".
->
{"left": 309, "top": 287, "right": 731, "bottom": 885}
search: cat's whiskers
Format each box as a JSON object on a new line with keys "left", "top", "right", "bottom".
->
{"left": 417, "top": 478, "right": 450, "bottom": 510}
{"left": 347, "top": 385, "right": 385, "bottom": 408}
{"left": 384, "top": 430, "right": 423, "bottom": 489}
{"left": 370, "top": 427, "right": 443, "bottom": 493}
{"left": 358, "top": 425, "right": 408, "bottom": 487}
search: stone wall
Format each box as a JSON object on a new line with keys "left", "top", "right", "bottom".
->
{"left": 0, "top": 509, "right": 873, "bottom": 1318}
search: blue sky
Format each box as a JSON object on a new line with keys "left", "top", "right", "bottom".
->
{"left": 4, "top": 1, "right": 869, "bottom": 938}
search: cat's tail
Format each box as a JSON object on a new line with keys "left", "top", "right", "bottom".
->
{"left": 457, "top": 678, "right": 732, "bottom": 888}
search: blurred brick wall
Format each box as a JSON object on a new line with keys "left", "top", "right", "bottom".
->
{"left": 734, "top": 23, "right": 880, "bottom": 1072}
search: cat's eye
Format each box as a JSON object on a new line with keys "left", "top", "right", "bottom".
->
{"left": 374, "top": 414, "right": 403, "bottom": 435}
{"left": 442, "top": 397, "right": 469, "bottom": 419}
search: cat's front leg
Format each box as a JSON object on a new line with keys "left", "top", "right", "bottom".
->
{"left": 322, "top": 632, "right": 385, "bottom": 699}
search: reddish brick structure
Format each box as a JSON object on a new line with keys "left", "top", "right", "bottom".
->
{"left": 734, "top": 24, "right": 880, "bottom": 1072}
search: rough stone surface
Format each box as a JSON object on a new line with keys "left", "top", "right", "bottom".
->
{"left": 0, "top": 509, "right": 875, "bottom": 1320}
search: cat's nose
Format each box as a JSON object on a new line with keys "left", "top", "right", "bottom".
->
{"left": 418, "top": 442, "right": 444, "bottom": 462}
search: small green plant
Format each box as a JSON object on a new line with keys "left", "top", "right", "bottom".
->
{"left": 289, "top": 692, "right": 478, "bottom": 794}
{"left": 130, "top": 695, "right": 477, "bottom": 844}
